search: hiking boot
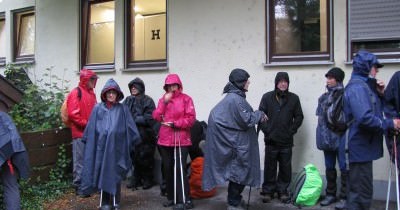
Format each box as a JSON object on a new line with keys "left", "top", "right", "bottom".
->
{"left": 142, "top": 180, "right": 153, "bottom": 190}
{"left": 185, "top": 199, "right": 194, "bottom": 209}
{"left": 279, "top": 193, "right": 290, "bottom": 203}
{"left": 227, "top": 203, "right": 246, "bottom": 210}
{"left": 320, "top": 195, "right": 336, "bottom": 206}
{"left": 162, "top": 200, "right": 174, "bottom": 207}
{"left": 335, "top": 199, "right": 347, "bottom": 210}
{"left": 172, "top": 203, "right": 185, "bottom": 210}
{"left": 100, "top": 205, "right": 112, "bottom": 210}
{"left": 262, "top": 193, "right": 273, "bottom": 203}
{"left": 113, "top": 204, "right": 120, "bottom": 210}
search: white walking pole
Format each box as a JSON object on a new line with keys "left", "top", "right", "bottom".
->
{"left": 178, "top": 132, "right": 186, "bottom": 204}
{"left": 394, "top": 135, "right": 400, "bottom": 210}
{"left": 386, "top": 141, "right": 393, "bottom": 210}
{"left": 174, "top": 130, "right": 177, "bottom": 205}
{"left": 99, "top": 190, "right": 103, "bottom": 208}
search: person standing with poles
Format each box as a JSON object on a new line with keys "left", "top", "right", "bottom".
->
{"left": 152, "top": 74, "right": 196, "bottom": 210}
{"left": 341, "top": 50, "right": 400, "bottom": 210}
{"left": 202, "top": 68, "right": 267, "bottom": 210}
{"left": 384, "top": 71, "right": 400, "bottom": 207}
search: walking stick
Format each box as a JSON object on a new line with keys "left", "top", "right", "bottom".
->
{"left": 99, "top": 190, "right": 103, "bottom": 208}
{"left": 178, "top": 131, "right": 187, "bottom": 208}
{"left": 174, "top": 131, "right": 177, "bottom": 205}
{"left": 394, "top": 135, "right": 400, "bottom": 210}
{"left": 247, "top": 187, "right": 251, "bottom": 210}
{"left": 386, "top": 148, "right": 393, "bottom": 210}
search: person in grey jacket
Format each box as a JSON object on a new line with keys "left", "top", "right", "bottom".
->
{"left": 202, "top": 68, "right": 267, "bottom": 210}
{"left": 259, "top": 72, "right": 303, "bottom": 203}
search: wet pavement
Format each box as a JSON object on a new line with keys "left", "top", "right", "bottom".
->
{"left": 115, "top": 182, "right": 396, "bottom": 210}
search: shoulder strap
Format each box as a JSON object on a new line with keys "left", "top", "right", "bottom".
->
{"left": 76, "top": 87, "right": 82, "bottom": 101}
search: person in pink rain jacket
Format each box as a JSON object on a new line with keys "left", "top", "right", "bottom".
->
{"left": 152, "top": 74, "right": 196, "bottom": 210}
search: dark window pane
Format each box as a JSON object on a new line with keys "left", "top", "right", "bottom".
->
{"left": 273, "top": 0, "right": 327, "bottom": 54}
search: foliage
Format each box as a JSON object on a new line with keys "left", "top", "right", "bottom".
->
{"left": 5, "top": 63, "right": 70, "bottom": 132}
{"left": 49, "top": 144, "right": 71, "bottom": 182}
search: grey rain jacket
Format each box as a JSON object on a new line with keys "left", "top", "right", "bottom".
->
{"left": 202, "top": 81, "right": 264, "bottom": 191}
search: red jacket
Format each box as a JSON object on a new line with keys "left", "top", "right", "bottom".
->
{"left": 67, "top": 69, "right": 97, "bottom": 139}
{"left": 152, "top": 74, "right": 196, "bottom": 147}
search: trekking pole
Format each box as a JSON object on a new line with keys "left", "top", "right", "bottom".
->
{"left": 394, "top": 135, "right": 400, "bottom": 210}
{"left": 174, "top": 130, "right": 177, "bottom": 205}
{"left": 386, "top": 146, "right": 393, "bottom": 210}
{"left": 247, "top": 186, "right": 251, "bottom": 210}
{"left": 178, "top": 130, "right": 187, "bottom": 208}
{"left": 99, "top": 190, "right": 103, "bottom": 208}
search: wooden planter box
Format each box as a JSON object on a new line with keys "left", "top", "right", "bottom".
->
{"left": 21, "top": 127, "right": 72, "bottom": 182}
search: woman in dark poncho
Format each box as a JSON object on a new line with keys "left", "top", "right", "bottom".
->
{"left": 80, "top": 78, "right": 141, "bottom": 210}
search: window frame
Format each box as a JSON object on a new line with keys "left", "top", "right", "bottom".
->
{"left": 13, "top": 8, "right": 35, "bottom": 63}
{"left": 80, "top": 0, "right": 115, "bottom": 71}
{"left": 124, "top": 0, "right": 168, "bottom": 70}
{"left": 346, "top": 0, "right": 400, "bottom": 62}
{"left": 0, "top": 13, "right": 5, "bottom": 66}
{"left": 265, "top": 0, "right": 333, "bottom": 65}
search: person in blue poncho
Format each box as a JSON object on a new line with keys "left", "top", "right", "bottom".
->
{"left": 79, "top": 78, "right": 141, "bottom": 210}
{"left": 0, "top": 109, "right": 30, "bottom": 210}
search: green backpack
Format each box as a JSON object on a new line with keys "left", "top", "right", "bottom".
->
{"left": 288, "top": 163, "right": 322, "bottom": 206}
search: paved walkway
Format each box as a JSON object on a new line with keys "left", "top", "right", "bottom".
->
{"left": 114, "top": 182, "right": 395, "bottom": 210}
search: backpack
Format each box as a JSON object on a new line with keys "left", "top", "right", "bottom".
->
{"left": 325, "top": 88, "right": 347, "bottom": 134}
{"left": 288, "top": 164, "right": 322, "bottom": 207}
{"left": 60, "top": 87, "right": 81, "bottom": 127}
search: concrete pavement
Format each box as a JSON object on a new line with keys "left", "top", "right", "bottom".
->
{"left": 116, "top": 182, "right": 395, "bottom": 210}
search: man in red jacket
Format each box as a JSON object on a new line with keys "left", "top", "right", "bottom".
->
{"left": 66, "top": 69, "right": 98, "bottom": 196}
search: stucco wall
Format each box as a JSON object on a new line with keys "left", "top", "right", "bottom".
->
{"left": 1, "top": 0, "right": 400, "bottom": 200}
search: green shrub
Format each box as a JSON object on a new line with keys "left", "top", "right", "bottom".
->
{"left": 5, "top": 64, "right": 70, "bottom": 132}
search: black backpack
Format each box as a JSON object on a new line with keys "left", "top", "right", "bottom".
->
{"left": 325, "top": 88, "right": 347, "bottom": 134}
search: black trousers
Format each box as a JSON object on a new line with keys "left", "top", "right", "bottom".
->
{"left": 347, "top": 161, "right": 373, "bottom": 210}
{"left": 159, "top": 146, "right": 190, "bottom": 203}
{"left": 227, "top": 181, "right": 245, "bottom": 206}
{"left": 132, "top": 141, "right": 156, "bottom": 183}
{"left": 262, "top": 145, "right": 292, "bottom": 195}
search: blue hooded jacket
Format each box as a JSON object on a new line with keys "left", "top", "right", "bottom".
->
{"left": 340, "top": 51, "right": 392, "bottom": 163}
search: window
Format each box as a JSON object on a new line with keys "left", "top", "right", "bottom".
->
{"left": 125, "top": 0, "right": 167, "bottom": 69}
{"left": 266, "top": 0, "right": 332, "bottom": 64}
{"left": 13, "top": 9, "right": 35, "bottom": 62}
{"left": 0, "top": 14, "right": 5, "bottom": 66}
{"left": 81, "top": 0, "right": 115, "bottom": 70}
{"left": 348, "top": 0, "right": 400, "bottom": 61}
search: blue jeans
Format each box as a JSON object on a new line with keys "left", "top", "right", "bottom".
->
{"left": 324, "top": 150, "right": 346, "bottom": 171}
